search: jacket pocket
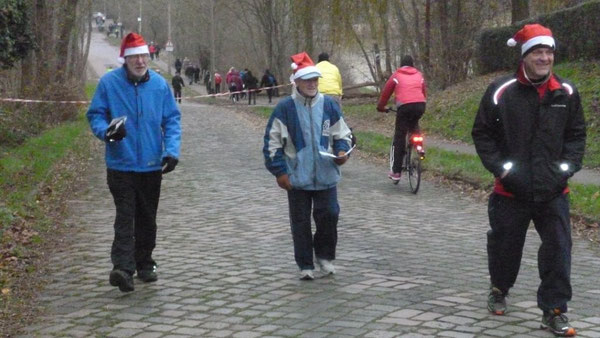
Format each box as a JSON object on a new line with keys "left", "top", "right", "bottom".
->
{"left": 499, "top": 168, "right": 529, "bottom": 197}
{"left": 315, "top": 155, "right": 341, "bottom": 186}
{"left": 546, "top": 162, "right": 569, "bottom": 193}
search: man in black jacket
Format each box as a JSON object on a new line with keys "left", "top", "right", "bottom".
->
{"left": 171, "top": 72, "right": 185, "bottom": 103}
{"left": 472, "top": 24, "right": 585, "bottom": 337}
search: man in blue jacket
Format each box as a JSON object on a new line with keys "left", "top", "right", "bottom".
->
{"left": 87, "top": 33, "right": 181, "bottom": 292}
{"left": 263, "top": 52, "right": 353, "bottom": 280}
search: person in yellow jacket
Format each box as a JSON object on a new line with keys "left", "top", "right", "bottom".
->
{"left": 316, "top": 52, "right": 343, "bottom": 108}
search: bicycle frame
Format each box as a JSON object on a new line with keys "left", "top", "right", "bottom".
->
{"left": 386, "top": 107, "right": 425, "bottom": 193}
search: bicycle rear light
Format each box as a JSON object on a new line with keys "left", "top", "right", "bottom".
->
{"left": 412, "top": 136, "right": 423, "bottom": 143}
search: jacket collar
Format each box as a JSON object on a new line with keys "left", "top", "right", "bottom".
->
{"left": 292, "top": 86, "right": 322, "bottom": 107}
{"left": 124, "top": 65, "right": 150, "bottom": 84}
{"left": 516, "top": 62, "right": 563, "bottom": 99}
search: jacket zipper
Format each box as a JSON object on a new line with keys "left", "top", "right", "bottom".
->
{"left": 307, "top": 98, "right": 318, "bottom": 187}
{"left": 135, "top": 82, "right": 142, "bottom": 166}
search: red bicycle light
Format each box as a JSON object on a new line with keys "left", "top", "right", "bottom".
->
{"left": 413, "top": 136, "right": 423, "bottom": 143}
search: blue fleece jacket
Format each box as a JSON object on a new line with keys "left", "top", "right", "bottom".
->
{"left": 87, "top": 66, "right": 181, "bottom": 172}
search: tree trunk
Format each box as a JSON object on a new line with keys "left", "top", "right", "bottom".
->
{"left": 79, "top": 0, "right": 93, "bottom": 84}
{"left": 511, "top": 0, "right": 530, "bottom": 23}
{"left": 55, "top": 0, "right": 79, "bottom": 84}
{"left": 349, "top": 24, "right": 377, "bottom": 88}
{"left": 423, "top": 0, "right": 431, "bottom": 76}
{"left": 411, "top": 0, "right": 423, "bottom": 67}
{"left": 374, "top": 43, "right": 384, "bottom": 86}
{"left": 438, "top": 0, "right": 450, "bottom": 88}
{"left": 379, "top": 1, "right": 392, "bottom": 76}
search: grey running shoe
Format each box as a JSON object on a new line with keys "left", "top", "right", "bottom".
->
{"left": 541, "top": 309, "right": 576, "bottom": 337}
{"left": 487, "top": 286, "right": 506, "bottom": 315}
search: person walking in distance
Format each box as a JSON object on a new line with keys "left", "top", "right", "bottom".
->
{"left": 174, "top": 58, "right": 182, "bottom": 74}
{"left": 315, "top": 52, "right": 343, "bottom": 108}
{"left": 214, "top": 72, "right": 222, "bottom": 93}
{"left": 171, "top": 71, "right": 185, "bottom": 104}
{"left": 263, "top": 52, "right": 353, "bottom": 281}
{"left": 260, "top": 69, "right": 277, "bottom": 104}
{"left": 86, "top": 33, "right": 182, "bottom": 293}
{"left": 376, "top": 55, "right": 427, "bottom": 182}
{"left": 471, "top": 24, "right": 585, "bottom": 337}
{"left": 244, "top": 70, "right": 259, "bottom": 105}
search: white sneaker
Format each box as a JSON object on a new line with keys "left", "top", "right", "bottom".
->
{"left": 299, "top": 269, "right": 314, "bottom": 280}
{"left": 317, "top": 258, "right": 336, "bottom": 275}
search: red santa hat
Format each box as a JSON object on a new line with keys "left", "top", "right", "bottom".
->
{"left": 290, "top": 52, "right": 322, "bottom": 80}
{"left": 118, "top": 32, "right": 150, "bottom": 63}
{"left": 507, "top": 23, "right": 555, "bottom": 56}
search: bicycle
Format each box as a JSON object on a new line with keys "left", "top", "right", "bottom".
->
{"left": 386, "top": 107, "right": 426, "bottom": 194}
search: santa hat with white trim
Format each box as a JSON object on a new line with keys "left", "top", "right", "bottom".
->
{"left": 507, "top": 23, "right": 555, "bottom": 56}
{"left": 290, "top": 52, "right": 321, "bottom": 80}
{"left": 118, "top": 32, "right": 150, "bottom": 63}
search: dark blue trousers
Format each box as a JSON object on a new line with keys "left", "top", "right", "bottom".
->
{"left": 287, "top": 187, "right": 339, "bottom": 270}
{"left": 107, "top": 169, "right": 161, "bottom": 275}
{"left": 487, "top": 193, "right": 572, "bottom": 313}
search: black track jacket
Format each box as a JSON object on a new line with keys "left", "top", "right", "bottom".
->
{"left": 472, "top": 71, "right": 586, "bottom": 202}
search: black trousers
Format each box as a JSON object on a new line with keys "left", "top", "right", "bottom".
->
{"left": 107, "top": 169, "right": 162, "bottom": 275}
{"left": 247, "top": 90, "right": 256, "bottom": 105}
{"left": 287, "top": 187, "right": 339, "bottom": 270}
{"left": 392, "top": 102, "right": 425, "bottom": 173}
{"left": 487, "top": 193, "right": 572, "bottom": 313}
{"left": 174, "top": 88, "right": 182, "bottom": 103}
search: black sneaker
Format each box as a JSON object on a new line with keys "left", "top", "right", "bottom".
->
{"left": 487, "top": 286, "right": 506, "bottom": 315}
{"left": 109, "top": 269, "right": 134, "bottom": 292}
{"left": 137, "top": 266, "right": 158, "bottom": 283}
{"left": 541, "top": 309, "right": 576, "bottom": 337}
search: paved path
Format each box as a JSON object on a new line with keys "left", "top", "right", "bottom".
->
{"left": 19, "top": 99, "right": 600, "bottom": 337}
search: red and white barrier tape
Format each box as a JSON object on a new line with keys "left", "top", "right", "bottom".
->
{"left": 0, "top": 83, "right": 293, "bottom": 104}
{"left": 0, "top": 97, "right": 90, "bottom": 104}
{"left": 181, "top": 82, "right": 291, "bottom": 100}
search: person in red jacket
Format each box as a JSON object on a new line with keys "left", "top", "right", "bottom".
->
{"left": 376, "top": 55, "right": 427, "bottom": 181}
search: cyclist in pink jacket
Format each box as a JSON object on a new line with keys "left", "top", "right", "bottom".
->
{"left": 377, "top": 55, "right": 427, "bottom": 181}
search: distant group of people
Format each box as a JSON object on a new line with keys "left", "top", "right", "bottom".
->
{"left": 169, "top": 61, "right": 281, "bottom": 105}
{"left": 148, "top": 42, "right": 161, "bottom": 60}
{"left": 225, "top": 67, "right": 279, "bottom": 105}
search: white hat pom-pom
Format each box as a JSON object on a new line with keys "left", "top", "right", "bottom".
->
{"left": 291, "top": 62, "right": 298, "bottom": 70}
{"left": 117, "top": 57, "right": 125, "bottom": 64}
{"left": 507, "top": 38, "right": 517, "bottom": 47}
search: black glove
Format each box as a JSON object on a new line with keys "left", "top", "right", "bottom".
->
{"left": 349, "top": 128, "right": 357, "bottom": 148}
{"left": 105, "top": 120, "right": 126, "bottom": 142}
{"left": 161, "top": 156, "right": 178, "bottom": 174}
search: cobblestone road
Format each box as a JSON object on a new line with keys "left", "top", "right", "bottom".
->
{"left": 21, "top": 103, "right": 600, "bottom": 337}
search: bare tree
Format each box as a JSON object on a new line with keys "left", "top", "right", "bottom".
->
{"left": 511, "top": 0, "right": 530, "bottom": 23}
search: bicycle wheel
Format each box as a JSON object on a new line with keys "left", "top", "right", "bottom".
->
{"left": 389, "top": 143, "right": 399, "bottom": 185}
{"left": 407, "top": 145, "right": 422, "bottom": 193}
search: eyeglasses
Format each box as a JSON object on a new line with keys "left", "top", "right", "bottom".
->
{"left": 126, "top": 54, "right": 150, "bottom": 60}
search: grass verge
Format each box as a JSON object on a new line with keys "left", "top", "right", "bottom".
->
{"left": 0, "top": 84, "right": 96, "bottom": 335}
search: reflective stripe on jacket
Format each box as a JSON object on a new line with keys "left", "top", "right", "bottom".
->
{"left": 472, "top": 71, "right": 586, "bottom": 202}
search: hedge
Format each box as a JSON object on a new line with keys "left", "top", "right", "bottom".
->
{"left": 475, "top": 0, "right": 600, "bottom": 74}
